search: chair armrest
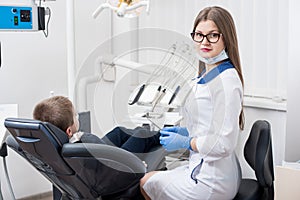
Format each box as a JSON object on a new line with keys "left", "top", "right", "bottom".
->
{"left": 62, "top": 143, "right": 146, "bottom": 174}
{"left": 62, "top": 143, "right": 147, "bottom": 196}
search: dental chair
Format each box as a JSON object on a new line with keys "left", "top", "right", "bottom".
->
{"left": 2, "top": 117, "right": 166, "bottom": 200}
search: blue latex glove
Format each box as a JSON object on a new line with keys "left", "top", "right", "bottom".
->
{"left": 161, "top": 126, "right": 189, "bottom": 137}
{"left": 160, "top": 130, "right": 192, "bottom": 151}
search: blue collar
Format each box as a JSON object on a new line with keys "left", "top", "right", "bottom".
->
{"left": 197, "top": 61, "right": 234, "bottom": 84}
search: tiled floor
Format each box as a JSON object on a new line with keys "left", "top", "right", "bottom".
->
{"left": 18, "top": 192, "right": 52, "bottom": 200}
{"left": 38, "top": 195, "right": 52, "bottom": 200}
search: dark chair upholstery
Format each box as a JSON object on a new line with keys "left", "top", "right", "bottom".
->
{"left": 234, "top": 120, "right": 274, "bottom": 200}
{"left": 3, "top": 118, "right": 166, "bottom": 200}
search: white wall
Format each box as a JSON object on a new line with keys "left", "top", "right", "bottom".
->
{"left": 285, "top": 0, "right": 300, "bottom": 162}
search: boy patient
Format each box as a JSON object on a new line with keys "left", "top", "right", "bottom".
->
{"left": 33, "top": 95, "right": 161, "bottom": 153}
{"left": 33, "top": 95, "right": 161, "bottom": 199}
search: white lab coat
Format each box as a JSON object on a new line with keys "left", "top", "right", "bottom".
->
{"left": 143, "top": 61, "right": 243, "bottom": 200}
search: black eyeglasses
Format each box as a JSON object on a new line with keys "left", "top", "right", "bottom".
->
{"left": 190, "top": 32, "right": 222, "bottom": 43}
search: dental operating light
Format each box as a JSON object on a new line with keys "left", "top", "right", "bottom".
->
{"left": 93, "top": 0, "right": 150, "bottom": 18}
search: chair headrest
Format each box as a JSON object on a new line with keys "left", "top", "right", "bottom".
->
{"left": 4, "top": 118, "right": 69, "bottom": 145}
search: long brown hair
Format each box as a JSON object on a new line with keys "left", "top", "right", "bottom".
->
{"left": 193, "top": 6, "right": 244, "bottom": 130}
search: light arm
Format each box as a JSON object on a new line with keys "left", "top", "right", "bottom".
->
{"left": 92, "top": 2, "right": 118, "bottom": 19}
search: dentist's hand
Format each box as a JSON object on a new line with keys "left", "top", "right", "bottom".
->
{"left": 161, "top": 126, "right": 189, "bottom": 137}
{"left": 160, "top": 130, "right": 192, "bottom": 152}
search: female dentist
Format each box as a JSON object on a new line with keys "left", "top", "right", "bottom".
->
{"left": 140, "top": 6, "right": 244, "bottom": 200}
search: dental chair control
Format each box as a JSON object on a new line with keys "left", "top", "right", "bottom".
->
{"left": 2, "top": 118, "right": 166, "bottom": 200}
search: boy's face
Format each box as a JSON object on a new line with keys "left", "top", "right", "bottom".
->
{"left": 69, "top": 108, "right": 80, "bottom": 135}
{"left": 73, "top": 111, "right": 80, "bottom": 132}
